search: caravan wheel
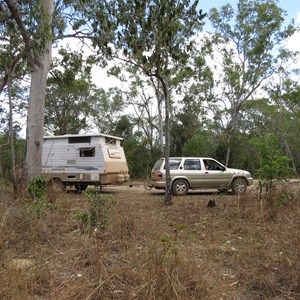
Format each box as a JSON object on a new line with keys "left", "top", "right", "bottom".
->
{"left": 75, "top": 184, "right": 88, "bottom": 192}
{"left": 48, "top": 178, "right": 65, "bottom": 193}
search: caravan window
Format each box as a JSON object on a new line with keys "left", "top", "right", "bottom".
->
{"left": 79, "top": 147, "right": 95, "bottom": 157}
{"left": 69, "top": 136, "right": 91, "bottom": 144}
{"left": 105, "top": 137, "right": 116, "bottom": 145}
{"left": 108, "top": 148, "right": 121, "bottom": 158}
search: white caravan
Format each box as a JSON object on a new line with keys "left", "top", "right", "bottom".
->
{"left": 42, "top": 133, "right": 130, "bottom": 191}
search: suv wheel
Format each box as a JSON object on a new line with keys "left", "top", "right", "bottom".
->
{"left": 231, "top": 178, "right": 247, "bottom": 195}
{"left": 172, "top": 179, "right": 189, "bottom": 196}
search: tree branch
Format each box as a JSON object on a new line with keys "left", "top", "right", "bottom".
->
{"left": 4, "top": 0, "right": 34, "bottom": 67}
{"left": 0, "top": 137, "right": 9, "bottom": 149}
{"left": 0, "top": 50, "right": 25, "bottom": 95}
{"left": 53, "top": 32, "right": 92, "bottom": 42}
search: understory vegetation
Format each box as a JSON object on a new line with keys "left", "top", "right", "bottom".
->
{"left": 1, "top": 179, "right": 299, "bottom": 299}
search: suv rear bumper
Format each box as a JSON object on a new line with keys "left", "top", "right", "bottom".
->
{"left": 150, "top": 180, "right": 166, "bottom": 189}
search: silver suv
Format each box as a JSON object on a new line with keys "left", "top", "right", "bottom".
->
{"left": 150, "top": 157, "right": 253, "bottom": 196}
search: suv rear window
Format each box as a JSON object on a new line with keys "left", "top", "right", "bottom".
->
{"left": 152, "top": 159, "right": 164, "bottom": 171}
{"left": 184, "top": 159, "right": 201, "bottom": 170}
{"left": 165, "top": 159, "right": 182, "bottom": 170}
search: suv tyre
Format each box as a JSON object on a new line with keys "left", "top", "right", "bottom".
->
{"left": 231, "top": 178, "right": 247, "bottom": 195}
{"left": 172, "top": 179, "right": 189, "bottom": 196}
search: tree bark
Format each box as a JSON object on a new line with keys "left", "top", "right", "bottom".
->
{"left": 0, "top": 139, "right": 9, "bottom": 176}
{"left": 8, "top": 75, "right": 17, "bottom": 196}
{"left": 162, "top": 78, "right": 172, "bottom": 205}
{"left": 225, "top": 108, "right": 239, "bottom": 167}
{"left": 21, "top": 0, "right": 54, "bottom": 188}
{"left": 152, "top": 78, "right": 164, "bottom": 155}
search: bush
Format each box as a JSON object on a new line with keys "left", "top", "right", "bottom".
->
{"left": 25, "top": 176, "right": 47, "bottom": 219}
{"left": 250, "top": 133, "right": 294, "bottom": 204}
{"left": 75, "top": 189, "right": 116, "bottom": 232}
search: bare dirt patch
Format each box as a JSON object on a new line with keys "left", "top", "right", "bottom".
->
{"left": 1, "top": 183, "right": 300, "bottom": 299}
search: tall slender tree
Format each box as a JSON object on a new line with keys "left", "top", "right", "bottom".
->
{"left": 80, "top": 0, "right": 206, "bottom": 204}
{"left": 208, "top": 0, "right": 297, "bottom": 166}
{"left": 1, "top": 0, "right": 54, "bottom": 189}
{"left": 45, "top": 48, "right": 97, "bottom": 135}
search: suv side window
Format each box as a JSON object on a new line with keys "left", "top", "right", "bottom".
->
{"left": 184, "top": 159, "right": 201, "bottom": 170}
{"left": 203, "top": 159, "right": 225, "bottom": 171}
{"left": 165, "top": 159, "right": 182, "bottom": 170}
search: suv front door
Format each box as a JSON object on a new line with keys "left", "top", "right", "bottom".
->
{"left": 203, "top": 159, "right": 232, "bottom": 188}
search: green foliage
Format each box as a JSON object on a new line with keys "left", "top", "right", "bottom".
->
{"left": 26, "top": 176, "right": 47, "bottom": 219}
{"left": 250, "top": 133, "right": 294, "bottom": 206}
{"left": 160, "top": 235, "right": 172, "bottom": 244}
{"left": 0, "top": 134, "right": 25, "bottom": 179}
{"left": 208, "top": 0, "right": 297, "bottom": 165}
{"left": 277, "top": 189, "right": 295, "bottom": 208}
{"left": 250, "top": 133, "right": 293, "bottom": 182}
{"left": 45, "top": 48, "right": 95, "bottom": 135}
{"left": 27, "top": 176, "right": 47, "bottom": 200}
{"left": 182, "top": 131, "right": 217, "bottom": 157}
{"left": 256, "top": 153, "right": 292, "bottom": 182}
{"left": 45, "top": 47, "right": 126, "bottom": 135}
{"left": 124, "top": 133, "right": 161, "bottom": 179}
{"left": 76, "top": 190, "right": 116, "bottom": 232}
{"left": 83, "top": 0, "right": 206, "bottom": 73}
{"left": 176, "top": 224, "right": 195, "bottom": 236}
{"left": 268, "top": 80, "right": 300, "bottom": 173}
{"left": 90, "top": 87, "right": 125, "bottom": 134}
{"left": 114, "top": 115, "right": 134, "bottom": 140}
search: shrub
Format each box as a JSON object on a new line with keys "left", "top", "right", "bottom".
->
{"left": 75, "top": 189, "right": 116, "bottom": 232}
{"left": 26, "top": 176, "right": 47, "bottom": 219}
{"left": 27, "top": 176, "right": 47, "bottom": 200}
{"left": 250, "top": 133, "right": 294, "bottom": 205}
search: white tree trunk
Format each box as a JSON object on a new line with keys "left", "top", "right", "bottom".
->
{"left": 22, "top": 0, "right": 54, "bottom": 184}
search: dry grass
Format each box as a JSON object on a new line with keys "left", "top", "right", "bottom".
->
{"left": 0, "top": 179, "right": 300, "bottom": 299}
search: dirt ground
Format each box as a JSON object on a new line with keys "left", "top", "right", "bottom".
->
{"left": 1, "top": 182, "right": 300, "bottom": 299}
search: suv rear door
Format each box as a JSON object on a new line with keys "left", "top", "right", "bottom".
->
{"left": 181, "top": 158, "right": 205, "bottom": 188}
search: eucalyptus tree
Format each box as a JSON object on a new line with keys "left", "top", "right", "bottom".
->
{"left": 208, "top": 0, "right": 297, "bottom": 166}
{"left": 89, "top": 87, "right": 124, "bottom": 135}
{"left": 0, "top": 1, "right": 27, "bottom": 95}
{"left": 171, "top": 52, "right": 214, "bottom": 155}
{"left": 80, "top": 0, "right": 206, "bottom": 204}
{"left": 0, "top": 0, "right": 54, "bottom": 189}
{"left": 250, "top": 133, "right": 293, "bottom": 200}
{"left": 113, "top": 114, "right": 160, "bottom": 179}
{"left": 124, "top": 70, "right": 163, "bottom": 156}
{"left": 237, "top": 80, "right": 300, "bottom": 173}
{"left": 267, "top": 79, "right": 300, "bottom": 172}
{"left": 1, "top": 0, "right": 98, "bottom": 188}
{"left": 45, "top": 47, "right": 94, "bottom": 135}
{"left": 239, "top": 76, "right": 300, "bottom": 173}
{"left": 182, "top": 130, "right": 218, "bottom": 158}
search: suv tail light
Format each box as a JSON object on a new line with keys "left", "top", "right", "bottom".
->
{"left": 157, "top": 172, "right": 162, "bottom": 179}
